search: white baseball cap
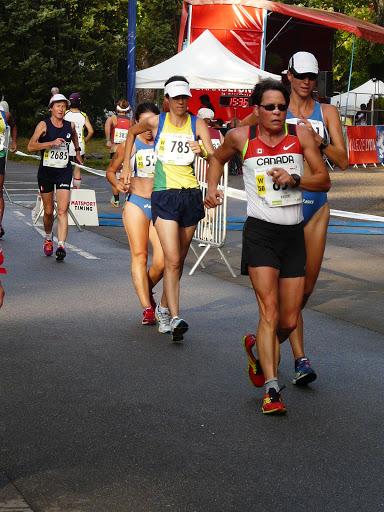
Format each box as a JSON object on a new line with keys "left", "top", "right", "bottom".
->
{"left": 197, "top": 108, "right": 214, "bottom": 120}
{"left": 164, "top": 80, "right": 192, "bottom": 98}
{"left": 288, "top": 52, "right": 319, "bottom": 75}
{"left": 49, "top": 94, "right": 70, "bottom": 108}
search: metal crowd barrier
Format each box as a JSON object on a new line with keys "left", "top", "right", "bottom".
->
{"left": 189, "top": 156, "right": 236, "bottom": 277}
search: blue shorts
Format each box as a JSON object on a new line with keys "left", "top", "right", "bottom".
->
{"left": 126, "top": 192, "right": 152, "bottom": 221}
{"left": 303, "top": 191, "right": 328, "bottom": 226}
{"left": 151, "top": 188, "right": 205, "bottom": 228}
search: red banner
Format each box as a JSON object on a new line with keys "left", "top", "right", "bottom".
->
{"left": 347, "top": 126, "right": 380, "bottom": 165}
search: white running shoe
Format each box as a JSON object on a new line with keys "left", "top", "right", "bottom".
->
{"left": 155, "top": 304, "right": 171, "bottom": 333}
{"left": 170, "top": 317, "right": 188, "bottom": 342}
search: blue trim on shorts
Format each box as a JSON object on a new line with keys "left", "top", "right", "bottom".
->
{"left": 126, "top": 192, "right": 152, "bottom": 221}
{"left": 303, "top": 191, "right": 328, "bottom": 226}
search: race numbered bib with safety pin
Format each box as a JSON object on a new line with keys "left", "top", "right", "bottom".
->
{"left": 113, "top": 128, "right": 128, "bottom": 144}
{"left": 255, "top": 164, "right": 302, "bottom": 207}
{"left": 157, "top": 133, "right": 195, "bottom": 165}
{"left": 287, "top": 118, "right": 325, "bottom": 138}
{"left": 136, "top": 149, "right": 156, "bottom": 178}
{"left": 43, "top": 143, "right": 69, "bottom": 168}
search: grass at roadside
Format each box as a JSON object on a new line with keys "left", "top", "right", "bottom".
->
{"left": 8, "top": 137, "right": 112, "bottom": 172}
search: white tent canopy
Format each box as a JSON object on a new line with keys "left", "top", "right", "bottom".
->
{"left": 331, "top": 79, "right": 384, "bottom": 113}
{"left": 135, "top": 30, "right": 280, "bottom": 90}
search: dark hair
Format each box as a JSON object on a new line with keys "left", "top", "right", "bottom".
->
{"left": 135, "top": 102, "right": 160, "bottom": 121}
{"left": 164, "top": 75, "right": 189, "bottom": 99}
{"left": 216, "top": 118, "right": 224, "bottom": 126}
{"left": 250, "top": 79, "right": 290, "bottom": 107}
{"left": 164, "top": 75, "right": 189, "bottom": 87}
{"left": 199, "top": 94, "right": 210, "bottom": 104}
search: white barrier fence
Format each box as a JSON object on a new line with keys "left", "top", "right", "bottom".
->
{"left": 190, "top": 156, "right": 236, "bottom": 277}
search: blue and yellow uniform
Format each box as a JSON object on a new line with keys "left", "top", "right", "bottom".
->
{"left": 151, "top": 113, "right": 204, "bottom": 227}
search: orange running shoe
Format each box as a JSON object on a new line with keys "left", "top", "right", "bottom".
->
{"left": 262, "top": 387, "right": 287, "bottom": 415}
{"left": 242, "top": 334, "right": 265, "bottom": 388}
{"left": 44, "top": 238, "right": 53, "bottom": 256}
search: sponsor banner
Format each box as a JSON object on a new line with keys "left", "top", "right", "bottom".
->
{"left": 347, "top": 126, "right": 379, "bottom": 165}
{"left": 68, "top": 189, "right": 99, "bottom": 226}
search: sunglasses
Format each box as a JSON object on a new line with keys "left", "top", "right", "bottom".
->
{"left": 259, "top": 104, "right": 288, "bottom": 112}
{"left": 291, "top": 71, "right": 318, "bottom": 81}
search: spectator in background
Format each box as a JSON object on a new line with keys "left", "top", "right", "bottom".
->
{"left": 214, "top": 118, "right": 227, "bottom": 137}
{"left": 197, "top": 108, "right": 223, "bottom": 149}
{"left": 105, "top": 99, "right": 133, "bottom": 207}
{"left": 0, "top": 107, "right": 18, "bottom": 238}
{"left": 0, "top": 90, "right": 9, "bottom": 113}
{"left": 51, "top": 87, "right": 60, "bottom": 97}
{"left": 199, "top": 94, "right": 215, "bottom": 114}
{"left": 355, "top": 104, "right": 367, "bottom": 126}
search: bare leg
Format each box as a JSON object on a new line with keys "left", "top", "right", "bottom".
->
{"left": 0, "top": 175, "right": 4, "bottom": 229}
{"left": 148, "top": 221, "right": 164, "bottom": 292}
{"left": 248, "top": 266, "right": 280, "bottom": 382}
{"left": 123, "top": 202, "right": 164, "bottom": 308}
{"left": 154, "top": 217, "right": 195, "bottom": 318}
{"left": 288, "top": 203, "right": 330, "bottom": 360}
{"left": 55, "top": 189, "right": 70, "bottom": 242}
{"left": 41, "top": 191, "right": 55, "bottom": 235}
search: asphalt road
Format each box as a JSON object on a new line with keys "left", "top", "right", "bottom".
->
{"left": 1, "top": 162, "right": 384, "bottom": 511}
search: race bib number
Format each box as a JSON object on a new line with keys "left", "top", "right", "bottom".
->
{"left": 113, "top": 128, "right": 128, "bottom": 144}
{"left": 255, "top": 164, "right": 302, "bottom": 207}
{"left": 287, "top": 117, "right": 325, "bottom": 138}
{"left": 211, "top": 138, "right": 221, "bottom": 150}
{"left": 43, "top": 144, "right": 69, "bottom": 168}
{"left": 157, "top": 133, "right": 195, "bottom": 165}
{"left": 0, "top": 134, "right": 4, "bottom": 151}
{"left": 136, "top": 149, "right": 156, "bottom": 178}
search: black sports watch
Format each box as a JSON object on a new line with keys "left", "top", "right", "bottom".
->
{"left": 319, "top": 137, "right": 329, "bottom": 151}
{"left": 291, "top": 174, "right": 301, "bottom": 188}
{"left": 75, "top": 147, "right": 81, "bottom": 152}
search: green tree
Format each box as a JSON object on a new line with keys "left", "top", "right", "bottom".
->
{"left": 0, "top": 0, "right": 128, "bottom": 134}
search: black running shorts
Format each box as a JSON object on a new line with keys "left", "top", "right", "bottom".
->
{"left": 241, "top": 216, "right": 306, "bottom": 278}
{"left": 0, "top": 156, "right": 5, "bottom": 175}
{"left": 38, "top": 179, "right": 71, "bottom": 193}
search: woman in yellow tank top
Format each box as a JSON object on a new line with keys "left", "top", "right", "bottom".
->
{"left": 121, "top": 76, "right": 214, "bottom": 342}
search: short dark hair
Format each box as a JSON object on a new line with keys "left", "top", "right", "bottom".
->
{"left": 216, "top": 118, "right": 224, "bottom": 126}
{"left": 250, "top": 79, "right": 290, "bottom": 107}
{"left": 134, "top": 102, "right": 160, "bottom": 121}
{"left": 164, "top": 76, "right": 189, "bottom": 99}
{"left": 199, "top": 94, "right": 210, "bottom": 104}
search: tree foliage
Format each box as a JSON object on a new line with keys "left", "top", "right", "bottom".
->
{"left": 0, "top": 0, "right": 128, "bottom": 134}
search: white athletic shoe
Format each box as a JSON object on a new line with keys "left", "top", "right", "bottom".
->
{"left": 155, "top": 304, "right": 171, "bottom": 333}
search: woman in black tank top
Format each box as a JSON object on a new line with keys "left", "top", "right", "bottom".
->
{"left": 28, "top": 94, "right": 83, "bottom": 261}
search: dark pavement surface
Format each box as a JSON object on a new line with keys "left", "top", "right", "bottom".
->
{"left": 1, "top": 162, "right": 384, "bottom": 511}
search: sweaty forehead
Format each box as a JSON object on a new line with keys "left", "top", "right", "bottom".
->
{"left": 261, "top": 90, "right": 285, "bottom": 105}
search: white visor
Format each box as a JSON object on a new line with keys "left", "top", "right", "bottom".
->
{"left": 117, "top": 105, "right": 131, "bottom": 112}
{"left": 164, "top": 81, "right": 192, "bottom": 98}
{"left": 49, "top": 94, "right": 70, "bottom": 108}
